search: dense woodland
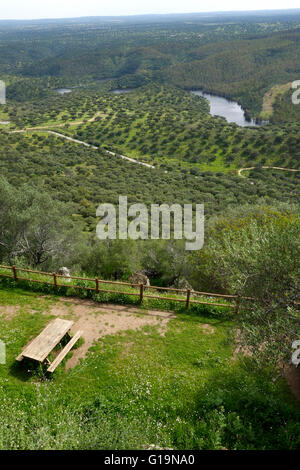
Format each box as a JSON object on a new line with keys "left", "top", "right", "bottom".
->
{"left": 0, "top": 11, "right": 299, "bottom": 273}
{"left": 0, "top": 11, "right": 299, "bottom": 269}
{"left": 1, "top": 11, "right": 300, "bottom": 114}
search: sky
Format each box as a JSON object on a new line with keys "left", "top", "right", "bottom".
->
{"left": 0, "top": 1, "right": 299, "bottom": 20}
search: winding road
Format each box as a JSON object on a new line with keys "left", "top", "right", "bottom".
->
{"left": 9, "top": 127, "right": 155, "bottom": 169}
{"left": 238, "top": 166, "right": 300, "bottom": 177}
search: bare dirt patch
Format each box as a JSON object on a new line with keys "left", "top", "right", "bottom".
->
{"left": 200, "top": 323, "right": 215, "bottom": 334}
{"left": 46, "top": 298, "right": 176, "bottom": 369}
{"left": 0, "top": 304, "right": 19, "bottom": 320}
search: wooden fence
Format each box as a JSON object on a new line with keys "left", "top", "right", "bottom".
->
{"left": 0, "top": 264, "right": 253, "bottom": 313}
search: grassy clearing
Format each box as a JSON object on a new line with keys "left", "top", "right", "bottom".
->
{"left": 0, "top": 285, "right": 299, "bottom": 450}
{"left": 260, "top": 82, "right": 292, "bottom": 120}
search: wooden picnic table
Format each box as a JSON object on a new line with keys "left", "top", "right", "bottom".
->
{"left": 16, "top": 318, "right": 82, "bottom": 373}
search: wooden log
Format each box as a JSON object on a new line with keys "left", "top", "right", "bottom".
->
{"left": 186, "top": 289, "right": 191, "bottom": 309}
{"left": 146, "top": 285, "right": 187, "bottom": 293}
{"left": 143, "top": 294, "right": 186, "bottom": 302}
{"left": 235, "top": 295, "right": 241, "bottom": 314}
{"left": 12, "top": 265, "right": 18, "bottom": 282}
{"left": 17, "top": 267, "right": 53, "bottom": 276}
{"left": 192, "top": 290, "right": 238, "bottom": 298}
{"left": 140, "top": 283, "right": 144, "bottom": 303}
{"left": 189, "top": 299, "right": 236, "bottom": 308}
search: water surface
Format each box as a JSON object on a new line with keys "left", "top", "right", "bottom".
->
{"left": 191, "top": 90, "right": 266, "bottom": 127}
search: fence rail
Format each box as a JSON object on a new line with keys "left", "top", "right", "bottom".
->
{"left": 0, "top": 264, "right": 251, "bottom": 312}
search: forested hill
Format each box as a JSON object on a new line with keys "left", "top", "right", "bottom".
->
{"left": 0, "top": 11, "right": 299, "bottom": 229}
{"left": 1, "top": 11, "right": 300, "bottom": 115}
{"left": 165, "top": 27, "right": 300, "bottom": 114}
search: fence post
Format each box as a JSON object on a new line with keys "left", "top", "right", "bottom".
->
{"left": 95, "top": 277, "right": 99, "bottom": 294}
{"left": 235, "top": 294, "right": 241, "bottom": 314}
{"left": 53, "top": 273, "right": 58, "bottom": 288}
{"left": 186, "top": 289, "right": 191, "bottom": 309}
{"left": 12, "top": 265, "right": 18, "bottom": 282}
{"left": 139, "top": 283, "right": 144, "bottom": 303}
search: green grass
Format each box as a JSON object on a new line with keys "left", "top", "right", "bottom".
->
{"left": 260, "top": 82, "right": 292, "bottom": 120}
{"left": 0, "top": 285, "right": 299, "bottom": 450}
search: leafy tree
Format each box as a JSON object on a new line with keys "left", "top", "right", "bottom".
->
{"left": 191, "top": 204, "right": 300, "bottom": 365}
{"left": 0, "top": 178, "right": 84, "bottom": 268}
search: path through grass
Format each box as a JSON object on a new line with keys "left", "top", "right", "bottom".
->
{"left": 0, "top": 286, "right": 299, "bottom": 450}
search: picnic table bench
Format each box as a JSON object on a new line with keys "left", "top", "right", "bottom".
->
{"left": 16, "top": 318, "right": 82, "bottom": 373}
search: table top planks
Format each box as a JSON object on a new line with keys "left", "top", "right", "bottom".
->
{"left": 20, "top": 318, "right": 74, "bottom": 362}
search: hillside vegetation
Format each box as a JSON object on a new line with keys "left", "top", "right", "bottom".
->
{"left": 0, "top": 12, "right": 299, "bottom": 451}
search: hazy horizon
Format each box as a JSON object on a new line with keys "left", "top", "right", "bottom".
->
{"left": 1, "top": 1, "right": 300, "bottom": 21}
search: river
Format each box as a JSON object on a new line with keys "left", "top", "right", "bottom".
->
{"left": 190, "top": 90, "right": 267, "bottom": 127}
